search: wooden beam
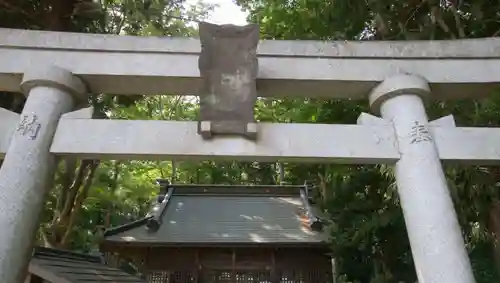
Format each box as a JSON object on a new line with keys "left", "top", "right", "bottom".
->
{"left": 1, "top": 28, "right": 500, "bottom": 99}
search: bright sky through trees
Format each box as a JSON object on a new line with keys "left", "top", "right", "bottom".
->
{"left": 187, "top": 0, "right": 248, "bottom": 25}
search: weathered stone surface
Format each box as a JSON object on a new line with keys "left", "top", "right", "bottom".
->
{"left": 197, "top": 22, "right": 259, "bottom": 139}
{"left": 48, "top": 119, "right": 400, "bottom": 163}
{"left": 0, "top": 66, "right": 86, "bottom": 283}
{"left": 2, "top": 28, "right": 500, "bottom": 99}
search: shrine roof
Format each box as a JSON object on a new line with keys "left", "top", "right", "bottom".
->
{"left": 103, "top": 183, "right": 328, "bottom": 247}
{"left": 29, "top": 247, "right": 145, "bottom": 283}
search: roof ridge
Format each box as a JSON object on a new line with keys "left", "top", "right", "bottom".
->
{"left": 166, "top": 183, "right": 305, "bottom": 196}
{"left": 157, "top": 181, "right": 306, "bottom": 189}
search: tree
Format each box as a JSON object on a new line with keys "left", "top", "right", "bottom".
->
{"left": 0, "top": 0, "right": 213, "bottom": 250}
{"left": 3, "top": 0, "right": 500, "bottom": 282}
{"left": 235, "top": 0, "right": 500, "bottom": 282}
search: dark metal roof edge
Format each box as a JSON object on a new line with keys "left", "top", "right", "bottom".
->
{"left": 32, "top": 246, "right": 102, "bottom": 263}
{"left": 30, "top": 247, "right": 148, "bottom": 283}
{"left": 103, "top": 216, "right": 152, "bottom": 238}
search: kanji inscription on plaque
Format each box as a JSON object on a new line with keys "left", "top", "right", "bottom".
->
{"left": 17, "top": 114, "right": 41, "bottom": 140}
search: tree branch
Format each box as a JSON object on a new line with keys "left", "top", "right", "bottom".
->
{"left": 449, "top": 3, "right": 465, "bottom": 38}
{"left": 40, "top": 227, "right": 56, "bottom": 248}
{"left": 60, "top": 161, "right": 99, "bottom": 247}
{"left": 54, "top": 158, "right": 77, "bottom": 220}
{"left": 430, "top": 5, "right": 456, "bottom": 39}
{"left": 58, "top": 160, "right": 93, "bottom": 225}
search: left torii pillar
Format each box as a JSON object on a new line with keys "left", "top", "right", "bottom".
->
{"left": 0, "top": 66, "right": 87, "bottom": 283}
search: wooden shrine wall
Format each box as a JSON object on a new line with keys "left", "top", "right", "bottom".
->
{"left": 106, "top": 246, "right": 332, "bottom": 283}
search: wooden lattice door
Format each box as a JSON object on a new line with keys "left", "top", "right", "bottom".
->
{"left": 235, "top": 270, "right": 272, "bottom": 283}
{"left": 202, "top": 270, "right": 231, "bottom": 283}
{"left": 147, "top": 270, "right": 197, "bottom": 283}
{"left": 278, "top": 269, "right": 332, "bottom": 283}
{"left": 201, "top": 269, "right": 272, "bottom": 283}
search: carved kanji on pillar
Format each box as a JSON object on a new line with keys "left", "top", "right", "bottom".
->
{"left": 197, "top": 22, "right": 259, "bottom": 140}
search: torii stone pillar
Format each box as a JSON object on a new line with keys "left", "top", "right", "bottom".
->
{"left": 369, "top": 74, "right": 475, "bottom": 283}
{"left": 0, "top": 66, "right": 86, "bottom": 283}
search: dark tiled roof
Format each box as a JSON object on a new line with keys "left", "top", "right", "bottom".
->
{"left": 29, "top": 247, "right": 146, "bottom": 283}
{"left": 103, "top": 183, "right": 327, "bottom": 246}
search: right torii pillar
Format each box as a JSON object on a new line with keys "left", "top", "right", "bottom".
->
{"left": 369, "top": 74, "right": 475, "bottom": 283}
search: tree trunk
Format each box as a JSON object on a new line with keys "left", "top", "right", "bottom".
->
{"left": 277, "top": 162, "right": 285, "bottom": 184}
{"left": 171, "top": 160, "right": 177, "bottom": 182}
{"left": 42, "top": 160, "right": 99, "bottom": 248}
{"left": 43, "top": 0, "right": 77, "bottom": 31}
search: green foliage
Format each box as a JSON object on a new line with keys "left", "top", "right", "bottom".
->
{"left": 0, "top": 0, "right": 214, "bottom": 251}
{"left": 3, "top": 0, "right": 500, "bottom": 282}
{"left": 236, "top": 0, "right": 500, "bottom": 282}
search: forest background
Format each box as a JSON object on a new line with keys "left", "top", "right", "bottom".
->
{"left": 1, "top": 0, "right": 500, "bottom": 282}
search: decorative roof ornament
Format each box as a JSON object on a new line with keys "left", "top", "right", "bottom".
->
{"left": 197, "top": 22, "right": 260, "bottom": 140}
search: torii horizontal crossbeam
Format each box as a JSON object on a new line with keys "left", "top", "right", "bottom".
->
{"left": 1, "top": 28, "right": 500, "bottom": 99}
{"left": 0, "top": 109, "right": 496, "bottom": 164}
{"left": 8, "top": 113, "right": 494, "bottom": 165}
{"left": 49, "top": 118, "right": 399, "bottom": 163}
{"left": 46, "top": 119, "right": 500, "bottom": 164}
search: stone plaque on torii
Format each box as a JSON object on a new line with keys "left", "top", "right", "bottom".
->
{"left": 0, "top": 23, "right": 499, "bottom": 283}
{"left": 197, "top": 22, "right": 259, "bottom": 140}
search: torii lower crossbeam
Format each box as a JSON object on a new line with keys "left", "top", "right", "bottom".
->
{"left": 0, "top": 109, "right": 498, "bottom": 165}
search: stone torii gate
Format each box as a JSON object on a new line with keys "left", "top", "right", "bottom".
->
{"left": 1, "top": 23, "right": 499, "bottom": 283}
